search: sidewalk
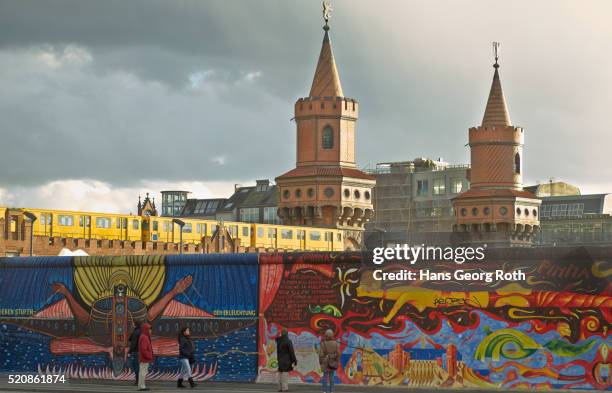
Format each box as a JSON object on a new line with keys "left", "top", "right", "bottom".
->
{"left": 0, "top": 379, "right": 607, "bottom": 393}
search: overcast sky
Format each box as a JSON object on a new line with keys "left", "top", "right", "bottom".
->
{"left": 1, "top": 0, "right": 611, "bottom": 213}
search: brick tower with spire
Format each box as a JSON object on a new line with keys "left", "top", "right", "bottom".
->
{"left": 452, "top": 44, "right": 540, "bottom": 246}
{"left": 276, "top": 4, "right": 375, "bottom": 249}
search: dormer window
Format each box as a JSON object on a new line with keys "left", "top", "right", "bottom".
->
{"left": 322, "top": 125, "right": 333, "bottom": 149}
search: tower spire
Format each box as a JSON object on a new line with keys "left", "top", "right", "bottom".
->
{"left": 309, "top": 1, "right": 343, "bottom": 97}
{"left": 482, "top": 42, "right": 511, "bottom": 127}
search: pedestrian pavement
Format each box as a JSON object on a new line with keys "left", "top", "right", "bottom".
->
{"left": 0, "top": 379, "right": 607, "bottom": 393}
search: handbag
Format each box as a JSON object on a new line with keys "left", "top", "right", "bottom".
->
{"left": 324, "top": 341, "right": 338, "bottom": 370}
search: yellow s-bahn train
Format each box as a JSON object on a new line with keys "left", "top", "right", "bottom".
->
{"left": 4, "top": 207, "right": 344, "bottom": 251}
{"left": 24, "top": 208, "right": 143, "bottom": 241}
{"left": 141, "top": 217, "right": 343, "bottom": 251}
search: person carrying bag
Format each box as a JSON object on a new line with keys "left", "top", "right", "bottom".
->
{"left": 319, "top": 329, "right": 339, "bottom": 393}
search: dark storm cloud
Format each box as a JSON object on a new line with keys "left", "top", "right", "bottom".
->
{"left": 0, "top": 0, "right": 611, "bottom": 192}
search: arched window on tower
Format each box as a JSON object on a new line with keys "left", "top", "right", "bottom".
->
{"left": 514, "top": 152, "right": 521, "bottom": 174}
{"left": 322, "top": 125, "right": 333, "bottom": 149}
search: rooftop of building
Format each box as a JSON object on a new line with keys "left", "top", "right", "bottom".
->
{"left": 217, "top": 180, "right": 278, "bottom": 213}
{"left": 365, "top": 158, "right": 470, "bottom": 175}
{"left": 178, "top": 180, "right": 278, "bottom": 217}
{"left": 180, "top": 198, "right": 228, "bottom": 217}
{"left": 540, "top": 193, "right": 612, "bottom": 202}
{"left": 524, "top": 182, "right": 581, "bottom": 197}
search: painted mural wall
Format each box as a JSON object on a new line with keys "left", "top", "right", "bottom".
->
{"left": 0, "top": 254, "right": 259, "bottom": 382}
{"left": 257, "top": 250, "right": 611, "bottom": 390}
{"left": 1, "top": 249, "right": 610, "bottom": 389}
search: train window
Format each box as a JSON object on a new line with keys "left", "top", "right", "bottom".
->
{"left": 58, "top": 215, "right": 74, "bottom": 226}
{"left": 212, "top": 224, "right": 218, "bottom": 234}
{"left": 116, "top": 218, "right": 121, "bottom": 229}
{"left": 163, "top": 221, "right": 171, "bottom": 232}
{"left": 196, "top": 223, "right": 201, "bottom": 233}
{"left": 325, "top": 232, "right": 332, "bottom": 241}
{"left": 132, "top": 220, "right": 139, "bottom": 230}
{"left": 152, "top": 221, "right": 158, "bottom": 231}
{"left": 337, "top": 233, "right": 342, "bottom": 241}
{"left": 242, "top": 226, "right": 249, "bottom": 236}
{"left": 230, "top": 225, "right": 238, "bottom": 236}
{"left": 297, "top": 230, "right": 305, "bottom": 240}
{"left": 281, "top": 229, "right": 293, "bottom": 239}
{"left": 142, "top": 220, "right": 149, "bottom": 230}
{"left": 183, "top": 223, "right": 192, "bottom": 233}
{"left": 41, "top": 214, "right": 52, "bottom": 225}
{"left": 310, "top": 231, "right": 321, "bottom": 241}
{"left": 257, "top": 227, "right": 264, "bottom": 237}
{"left": 268, "top": 228, "right": 277, "bottom": 239}
{"left": 123, "top": 218, "right": 128, "bottom": 229}
{"left": 96, "top": 217, "right": 112, "bottom": 229}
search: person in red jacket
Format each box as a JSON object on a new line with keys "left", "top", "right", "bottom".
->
{"left": 137, "top": 323, "right": 153, "bottom": 391}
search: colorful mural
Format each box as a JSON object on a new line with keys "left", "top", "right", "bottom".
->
{"left": 1, "top": 249, "right": 610, "bottom": 389}
{"left": 0, "top": 254, "right": 259, "bottom": 382}
{"left": 257, "top": 251, "right": 611, "bottom": 390}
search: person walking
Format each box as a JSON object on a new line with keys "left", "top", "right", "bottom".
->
{"left": 319, "top": 329, "right": 339, "bottom": 393}
{"left": 276, "top": 328, "right": 297, "bottom": 392}
{"left": 177, "top": 327, "right": 197, "bottom": 388}
{"left": 128, "top": 321, "right": 142, "bottom": 386}
{"left": 137, "top": 322, "right": 153, "bottom": 391}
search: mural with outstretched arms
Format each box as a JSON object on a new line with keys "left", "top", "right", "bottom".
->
{"left": 257, "top": 249, "right": 611, "bottom": 390}
{"left": 0, "top": 254, "right": 259, "bottom": 382}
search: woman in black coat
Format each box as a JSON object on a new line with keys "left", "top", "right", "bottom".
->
{"left": 178, "top": 327, "right": 197, "bottom": 388}
{"left": 276, "top": 328, "right": 297, "bottom": 392}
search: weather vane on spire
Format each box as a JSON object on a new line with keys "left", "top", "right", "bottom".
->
{"left": 493, "top": 41, "right": 501, "bottom": 68}
{"left": 322, "top": 1, "right": 333, "bottom": 30}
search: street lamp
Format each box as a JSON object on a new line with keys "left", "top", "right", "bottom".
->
{"left": 172, "top": 218, "right": 185, "bottom": 255}
{"left": 23, "top": 211, "right": 37, "bottom": 257}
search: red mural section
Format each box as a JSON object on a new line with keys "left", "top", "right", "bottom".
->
{"left": 257, "top": 249, "right": 611, "bottom": 390}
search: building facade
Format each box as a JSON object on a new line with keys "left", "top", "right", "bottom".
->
{"left": 276, "top": 18, "right": 375, "bottom": 248}
{"left": 160, "top": 190, "right": 190, "bottom": 217}
{"left": 538, "top": 194, "right": 612, "bottom": 245}
{"left": 177, "top": 180, "right": 279, "bottom": 224}
{"left": 365, "top": 158, "right": 469, "bottom": 246}
{"left": 452, "top": 49, "right": 541, "bottom": 246}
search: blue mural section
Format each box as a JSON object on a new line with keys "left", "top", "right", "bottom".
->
{"left": 0, "top": 254, "right": 259, "bottom": 382}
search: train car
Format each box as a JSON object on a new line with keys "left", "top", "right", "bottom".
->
{"left": 24, "top": 208, "right": 142, "bottom": 241}
{"left": 142, "top": 216, "right": 220, "bottom": 244}
{"left": 224, "top": 222, "right": 253, "bottom": 248}
{"left": 250, "top": 223, "right": 343, "bottom": 251}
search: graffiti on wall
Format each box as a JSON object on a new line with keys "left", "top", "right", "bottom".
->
{"left": 257, "top": 251, "right": 611, "bottom": 390}
{"left": 0, "top": 254, "right": 259, "bottom": 381}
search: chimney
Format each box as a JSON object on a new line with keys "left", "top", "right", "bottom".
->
{"left": 255, "top": 179, "right": 270, "bottom": 191}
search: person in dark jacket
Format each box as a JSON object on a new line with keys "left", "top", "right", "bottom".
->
{"left": 276, "top": 328, "right": 297, "bottom": 392}
{"left": 128, "top": 321, "right": 141, "bottom": 385}
{"left": 138, "top": 323, "right": 153, "bottom": 391}
{"left": 177, "top": 327, "right": 197, "bottom": 388}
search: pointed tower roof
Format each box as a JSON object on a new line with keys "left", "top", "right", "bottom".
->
{"left": 309, "top": 27, "right": 344, "bottom": 98}
{"left": 482, "top": 62, "right": 512, "bottom": 127}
